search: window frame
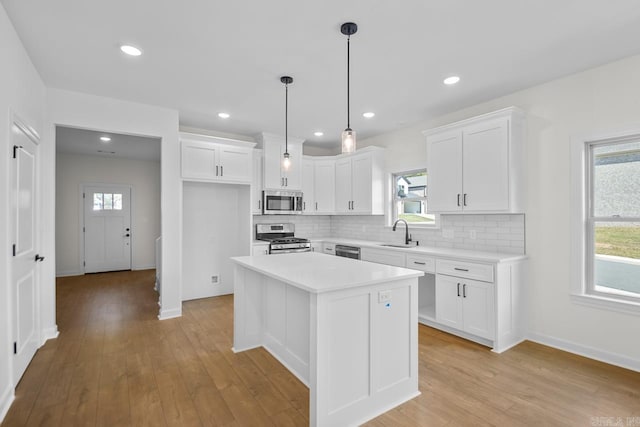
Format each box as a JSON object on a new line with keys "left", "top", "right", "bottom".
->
{"left": 390, "top": 168, "right": 438, "bottom": 228}
{"left": 571, "top": 130, "right": 640, "bottom": 315}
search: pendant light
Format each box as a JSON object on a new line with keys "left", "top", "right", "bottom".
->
{"left": 341, "top": 22, "right": 358, "bottom": 154}
{"left": 281, "top": 75, "right": 293, "bottom": 171}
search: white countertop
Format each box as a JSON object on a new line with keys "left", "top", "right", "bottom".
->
{"left": 310, "top": 237, "right": 527, "bottom": 263}
{"left": 232, "top": 252, "right": 423, "bottom": 294}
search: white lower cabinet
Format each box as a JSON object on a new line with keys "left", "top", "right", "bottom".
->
{"left": 321, "top": 242, "right": 524, "bottom": 352}
{"left": 252, "top": 242, "right": 269, "bottom": 256}
{"left": 435, "top": 274, "right": 494, "bottom": 340}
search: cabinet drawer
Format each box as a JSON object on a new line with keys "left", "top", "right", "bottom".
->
{"left": 436, "top": 259, "right": 494, "bottom": 283}
{"left": 405, "top": 254, "right": 435, "bottom": 273}
{"left": 323, "top": 243, "right": 335, "bottom": 255}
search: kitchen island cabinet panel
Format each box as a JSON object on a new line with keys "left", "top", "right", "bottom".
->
{"left": 232, "top": 252, "right": 421, "bottom": 426}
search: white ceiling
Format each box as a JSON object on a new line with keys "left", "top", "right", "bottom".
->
{"left": 5, "top": 1, "right": 640, "bottom": 148}
{"left": 56, "top": 126, "right": 161, "bottom": 161}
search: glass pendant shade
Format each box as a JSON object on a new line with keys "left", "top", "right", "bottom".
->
{"left": 282, "top": 152, "right": 291, "bottom": 171}
{"left": 341, "top": 129, "right": 356, "bottom": 154}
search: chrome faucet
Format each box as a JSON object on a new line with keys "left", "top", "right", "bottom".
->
{"left": 392, "top": 219, "right": 412, "bottom": 245}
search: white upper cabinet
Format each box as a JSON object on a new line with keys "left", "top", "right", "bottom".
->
{"left": 181, "top": 132, "right": 255, "bottom": 184}
{"left": 314, "top": 159, "right": 335, "bottom": 214}
{"left": 302, "top": 156, "right": 335, "bottom": 215}
{"left": 259, "top": 133, "right": 304, "bottom": 190}
{"left": 334, "top": 147, "right": 385, "bottom": 214}
{"left": 252, "top": 149, "right": 263, "bottom": 214}
{"left": 424, "top": 107, "right": 525, "bottom": 213}
{"left": 301, "top": 157, "right": 315, "bottom": 214}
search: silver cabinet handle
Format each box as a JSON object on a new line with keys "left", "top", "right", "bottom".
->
{"left": 281, "top": 177, "right": 284, "bottom": 186}
{"left": 454, "top": 267, "right": 469, "bottom": 272}
{"left": 216, "top": 165, "right": 219, "bottom": 176}
{"left": 221, "top": 166, "right": 223, "bottom": 176}
{"left": 258, "top": 200, "right": 261, "bottom": 210}
{"left": 463, "top": 193, "right": 467, "bottom": 206}
{"left": 285, "top": 177, "right": 288, "bottom": 186}
{"left": 315, "top": 202, "right": 318, "bottom": 211}
{"left": 457, "top": 283, "right": 460, "bottom": 297}
{"left": 413, "top": 261, "right": 426, "bottom": 265}
{"left": 463, "top": 283, "right": 467, "bottom": 298}
{"left": 303, "top": 201, "right": 306, "bottom": 210}
{"left": 457, "top": 194, "right": 460, "bottom": 206}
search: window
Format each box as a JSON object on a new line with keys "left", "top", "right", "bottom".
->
{"left": 93, "top": 193, "right": 123, "bottom": 211}
{"left": 574, "top": 134, "right": 640, "bottom": 310}
{"left": 392, "top": 169, "right": 436, "bottom": 226}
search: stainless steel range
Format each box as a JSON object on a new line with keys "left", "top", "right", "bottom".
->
{"left": 256, "top": 223, "right": 311, "bottom": 254}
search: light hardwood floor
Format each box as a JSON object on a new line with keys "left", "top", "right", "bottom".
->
{"left": 3, "top": 270, "right": 639, "bottom": 426}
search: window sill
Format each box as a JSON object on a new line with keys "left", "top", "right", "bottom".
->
{"left": 570, "top": 293, "right": 640, "bottom": 316}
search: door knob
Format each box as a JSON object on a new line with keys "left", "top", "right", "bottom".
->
{"left": 125, "top": 234, "right": 130, "bottom": 237}
{"left": 35, "top": 254, "right": 45, "bottom": 262}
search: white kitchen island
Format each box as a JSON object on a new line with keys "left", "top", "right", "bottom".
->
{"left": 231, "top": 252, "right": 424, "bottom": 427}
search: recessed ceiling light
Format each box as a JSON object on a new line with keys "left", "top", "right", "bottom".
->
{"left": 218, "top": 112, "right": 230, "bottom": 119}
{"left": 444, "top": 76, "right": 460, "bottom": 85}
{"left": 363, "top": 112, "right": 375, "bottom": 119}
{"left": 314, "top": 131, "right": 324, "bottom": 137}
{"left": 120, "top": 45, "right": 142, "bottom": 56}
{"left": 100, "top": 136, "right": 111, "bottom": 142}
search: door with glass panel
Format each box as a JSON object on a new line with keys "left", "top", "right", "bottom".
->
{"left": 83, "top": 185, "right": 132, "bottom": 273}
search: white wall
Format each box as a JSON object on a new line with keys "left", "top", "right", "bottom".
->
{"left": 0, "top": 3, "right": 46, "bottom": 418}
{"left": 360, "top": 54, "right": 640, "bottom": 369}
{"left": 45, "top": 89, "right": 181, "bottom": 320}
{"left": 56, "top": 153, "right": 161, "bottom": 276}
{"left": 182, "top": 183, "right": 251, "bottom": 300}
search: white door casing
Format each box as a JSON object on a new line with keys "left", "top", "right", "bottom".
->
{"left": 10, "top": 118, "right": 41, "bottom": 385}
{"left": 83, "top": 185, "right": 132, "bottom": 273}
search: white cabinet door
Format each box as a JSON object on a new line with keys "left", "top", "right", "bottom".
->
{"left": 263, "top": 140, "right": 284, "bottom": 189}
{"left": 252, "top": 149, "right": 263, "bottom": 214}
{"left": 302, "top": 157, "right": 315, "bottom": 213}
{"left": 462, "top": 119, "right": 509, "bottom": 212}
{"left": 314, "top": 160, "right": 335, "bottom": 214}
{"left": 252, "top": 243, "right": 270, "bottom": 256}
{"left": 219, "top": 146, "right": 252, "bottom": 183}
{"left": 181, "top": 137, "right": 253, "bottom": 184}
{"left": 427, "top": 131, "right": 462, "bottom": 212}
{"left": 284, "top": 142, "right": 303, "bottom": 190}
{"left": 310, "top": 242, "right": 322, "bottom": 252}
{"left": 334, "top": 158, "right": 352, "bottom": 213}
{"left": 263, "top": 139, "right": 303, "bottom": 190}
{"left": 182, "top": 141, "right": 219, "bottom": 180}
{"left": 351, "top": 154, "right": 372, "bottom": 213}
{"left": 461, "top": 279, "right": 495, "bottom": 340}
{"left": 435, "top": 275, "right": 464, "bottom": 330}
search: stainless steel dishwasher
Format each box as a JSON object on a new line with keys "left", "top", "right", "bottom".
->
{"left": 335, "top": 244, "right": 361, "bottom": 260}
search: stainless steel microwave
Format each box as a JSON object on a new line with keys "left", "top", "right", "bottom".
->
{"left": 262, "top": 190, "right": 303, "bottom": 215}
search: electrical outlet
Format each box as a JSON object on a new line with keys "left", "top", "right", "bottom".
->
{"left": 469, "top": 230, "right": 477, "bottom": 240}
{"left": 379, "top": 290, "right": 392, "bottom": 303}
{"left": 442, "top": 228, "right": 454, "bottom": 239}
{"left": 211, "top": 275, "right": 219, "bottom": 284}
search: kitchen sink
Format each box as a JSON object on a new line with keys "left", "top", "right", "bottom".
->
{"left": 379, "top": 244, "right": 414, "bottom": 248}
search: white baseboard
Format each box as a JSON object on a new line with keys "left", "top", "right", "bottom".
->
{"left": 158, "top": 307, "right": 182, "bottom": 320}
{"left": 132, "top": 264, "right": 155, "bottom": 271}
{"left": 42, "top": 325, "right": 59, "bottom": 344}
{"left": 527, "top": 332, "right": 640, "bottom": 373}
{"left": 56, "top": 270, "right": 83, "bottom": 277}
{"left": 0, "top": 385, "right": 14, "bottom": 425}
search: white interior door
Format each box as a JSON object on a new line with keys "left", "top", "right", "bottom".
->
{"left": 84, "top": 185, "right": 132, "bottom": 273}
{"left": 11, "top": 120, "right": 41, "bottom": 384}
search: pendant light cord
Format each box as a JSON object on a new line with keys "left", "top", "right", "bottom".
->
{"left": 285, "top": 82, "right": 289, "bottom": 153}
{"left": 347, "top": 35, "right": 351, "bottom": 129}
